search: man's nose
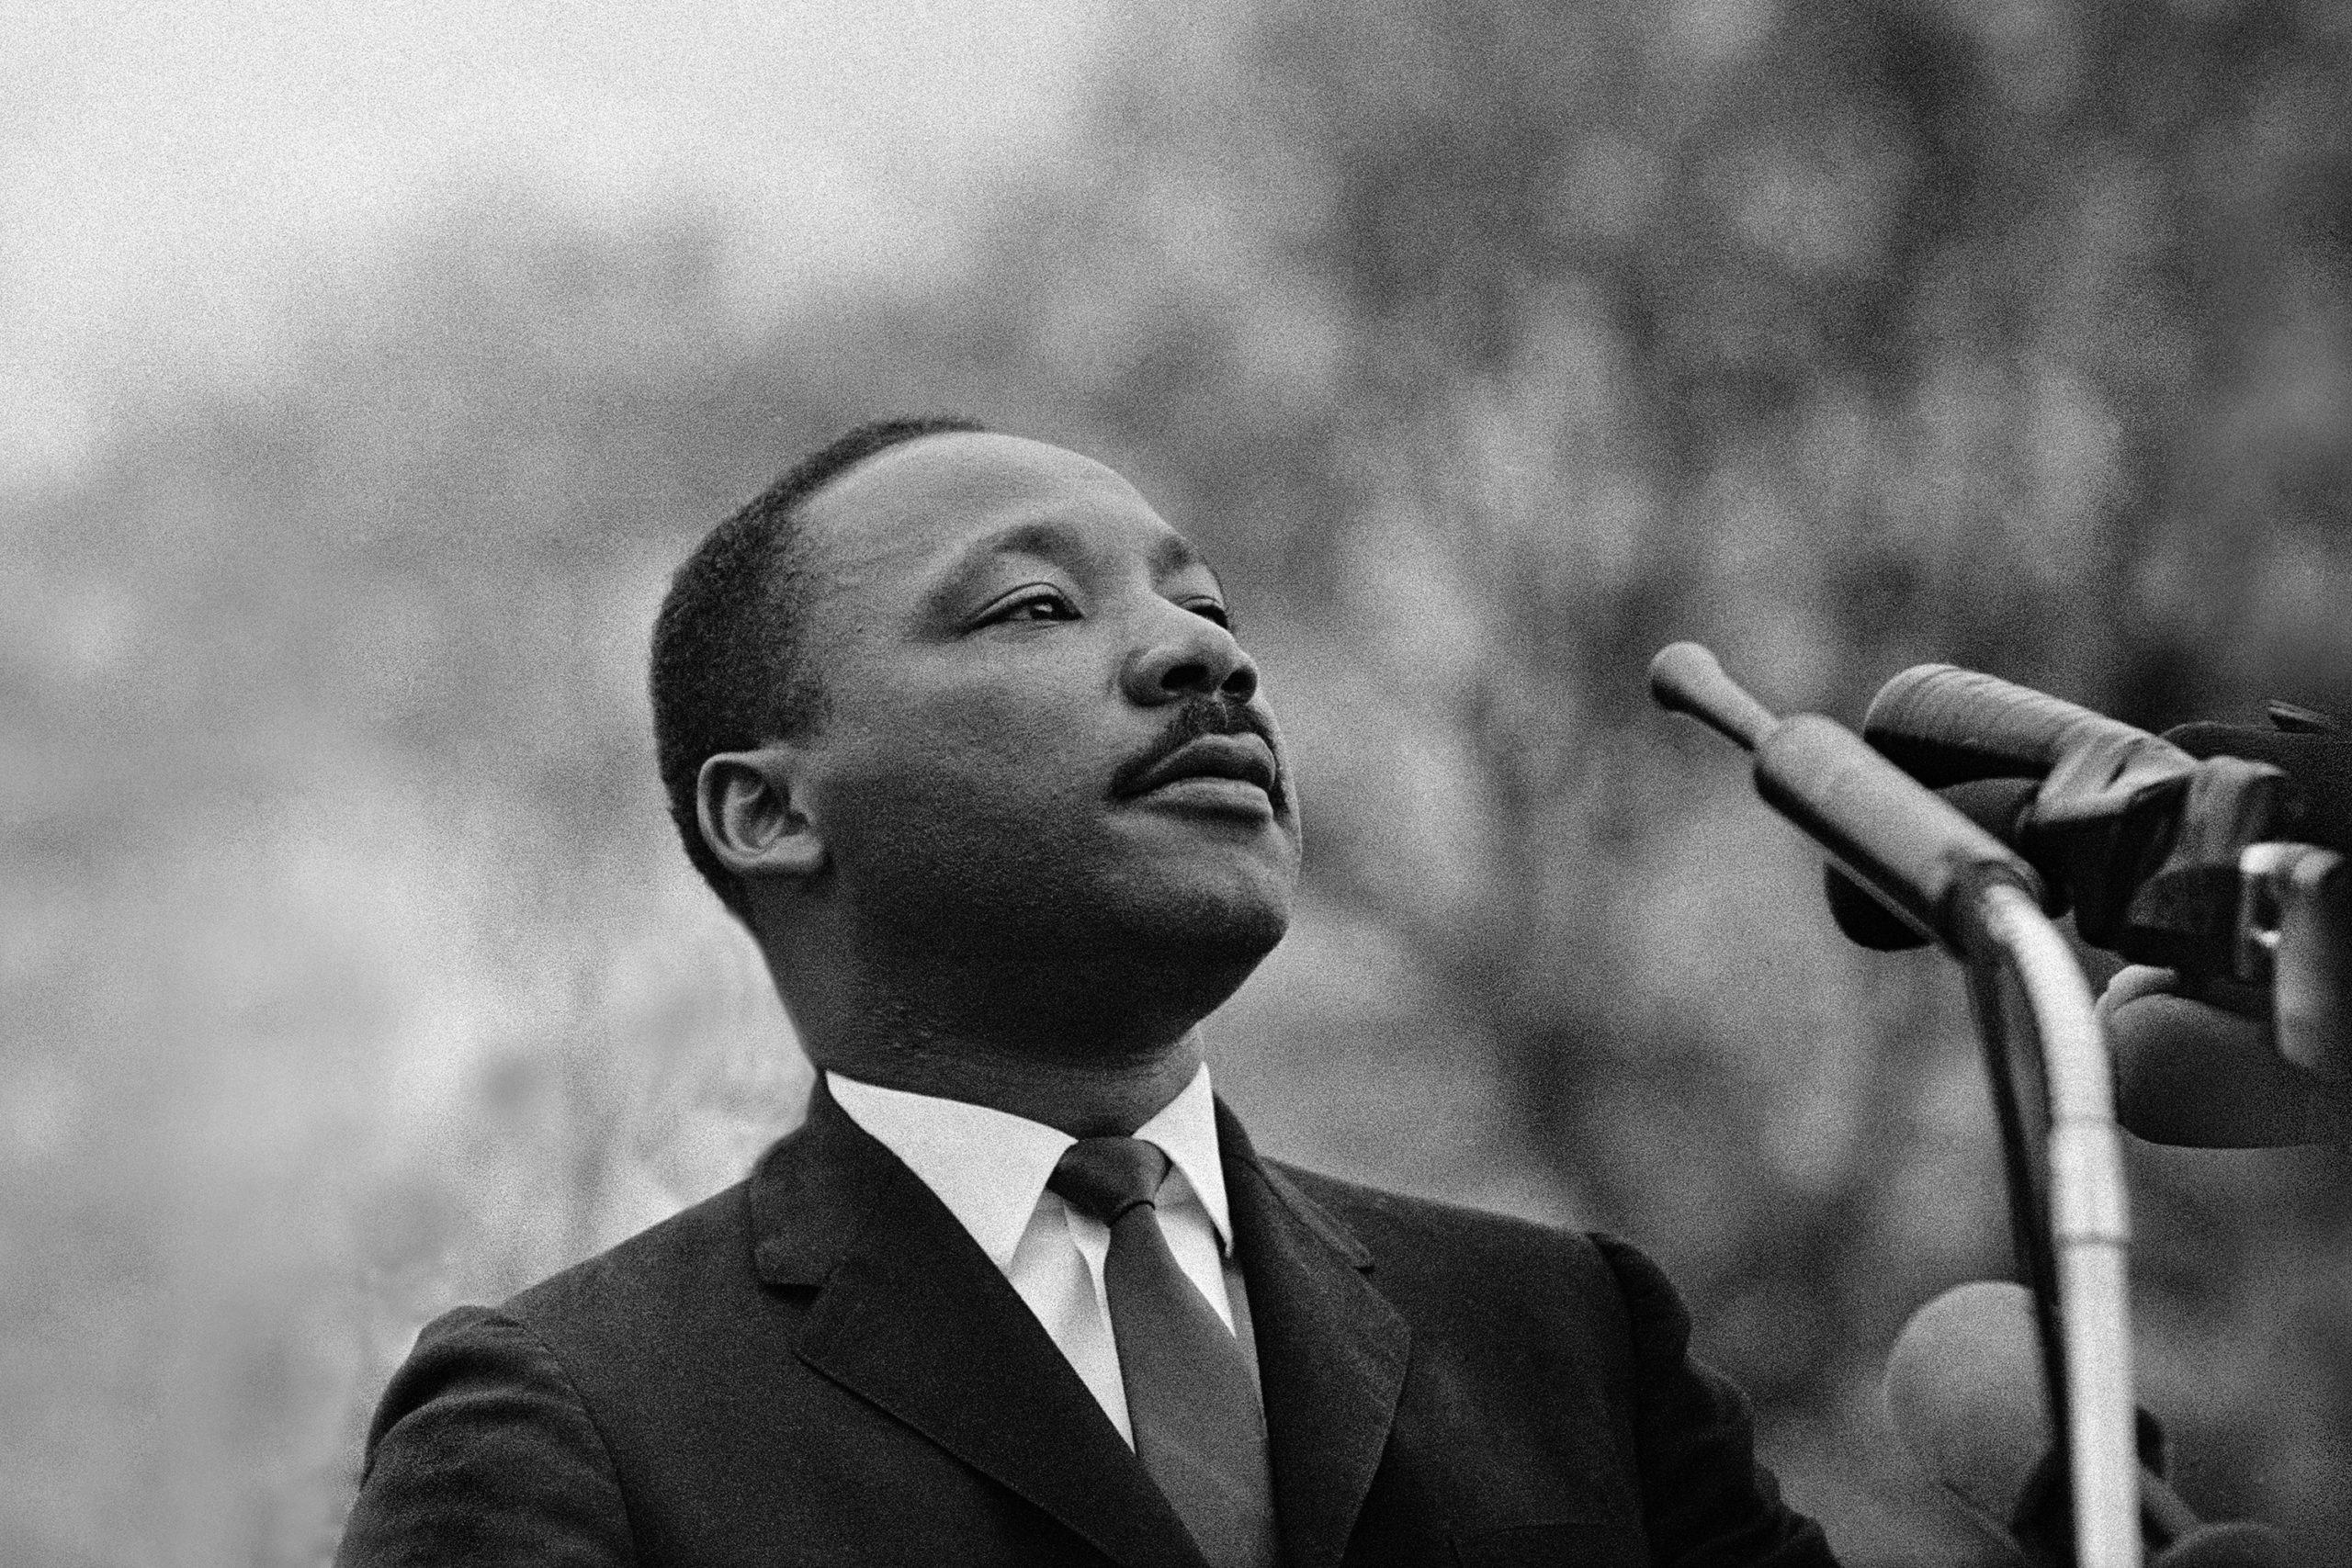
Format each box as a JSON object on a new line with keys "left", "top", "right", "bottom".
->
{"left": 1121, "top": 612, "right": 1260, "bottom": 706}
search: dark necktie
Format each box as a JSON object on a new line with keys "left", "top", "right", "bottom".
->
{"left": 1049, "top": 1136, "right": 1279, "bottom": 1568}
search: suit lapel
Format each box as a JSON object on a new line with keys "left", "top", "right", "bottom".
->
{"left": 1217, "top": 1103, "right": 1412, "bottom": 1568}
{"left": 751, "top": 1088, "right": 1210, "bottom": 1568}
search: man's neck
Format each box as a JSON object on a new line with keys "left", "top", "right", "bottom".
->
{"left": 813, "top": 1031, "right": 1207, "bottom": 1139}
{"left": 763, "top": 930, "right": 1238, "bottom": 1137}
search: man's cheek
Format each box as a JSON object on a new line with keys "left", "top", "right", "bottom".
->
{"left": 906, "top": 721, "right": 1103, "bottom": 805}
{"left": 923, "top": 693, "right": 1086, "bottom": 759}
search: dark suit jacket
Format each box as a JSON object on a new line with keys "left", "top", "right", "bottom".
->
{"left": 340, "top": 1091, "right": 1836, "bottom": 1567}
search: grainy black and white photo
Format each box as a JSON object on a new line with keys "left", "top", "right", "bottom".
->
{"left": 5, "top": 3, "right": 2349, "bottom": 1565}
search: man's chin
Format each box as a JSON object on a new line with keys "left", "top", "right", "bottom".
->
{"left": 1176, "top": 899, "right": 1293, "bottom": 967}
{"left": 1105, "top": 888, "right": 1298, "bottom": 973}
{"left": 1060, "top": 865, "right": 1294, "bottom": 974}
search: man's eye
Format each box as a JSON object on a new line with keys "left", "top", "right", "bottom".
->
{"left": 1184, "top": 599, "right": 1232, "bottom": 630}
{"left": 990, "top": 590, "right": 1079, "bottom": 624}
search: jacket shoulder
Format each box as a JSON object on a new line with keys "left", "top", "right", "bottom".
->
{"left": 501, "top": 1171, "right": 761, "bottom": 1343}
{"left": 343, "top": 1304, "right": 639, "bottom": 1564}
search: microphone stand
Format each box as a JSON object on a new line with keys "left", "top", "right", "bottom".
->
{"left": 1957, "top": 883, "right": 2137, "bottom": 1568}
{"left": 1649, "top": 643, "right": 2140, "bottom": 1568}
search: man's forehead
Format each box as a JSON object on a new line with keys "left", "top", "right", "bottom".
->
{"left": 799, "top": 433, "right": 1171, "bottom": 566}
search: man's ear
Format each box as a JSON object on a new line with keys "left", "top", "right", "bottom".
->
{"left": 696, "top": 745, "right": 828, "bottom": 885}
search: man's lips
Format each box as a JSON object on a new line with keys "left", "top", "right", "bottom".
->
{"left": 1119, "top": 733, "right": 1282, "bottom": 805}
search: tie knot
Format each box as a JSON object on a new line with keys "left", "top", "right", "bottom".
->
{"left": 1049, "top": 1136, "right": 1170, "bottom": 1224}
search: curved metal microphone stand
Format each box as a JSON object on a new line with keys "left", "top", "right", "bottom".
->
{"left": 1958, "top": 882, "right": 2138, "bottom": 1568}
{"left": 1649, "top": 643, "right": 2140, "bottom": 1568}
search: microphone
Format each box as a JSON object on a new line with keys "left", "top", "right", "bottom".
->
{"left": 1884, "top": 1281, "right": 2290, "bottom": 1565}
{"left": 1849, "top": 666, "right": 2296, "bottom": 974}
{"left": 1862, "top": 664, "right": 2193, "bottom": 791}
{"left": 1883, "top": 1281, "right": 2067, "bottom": 1547}
{"left": 1648, "top": 644, "right": 2044, "bottom": 951}
{"left": 1836, "top": 670, "right": 2352, "bottom": 1143}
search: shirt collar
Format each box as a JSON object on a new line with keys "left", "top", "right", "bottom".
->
{"left": 1132, "top": 1063, "right": 1231, "bottom": 1253}
{"left": 823, "top": 1063, "right": 1232, "bottom": 1269}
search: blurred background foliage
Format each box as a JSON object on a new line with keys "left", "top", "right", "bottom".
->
{"left": 6, "top": 0, "right": 2352, "bottom": 1562}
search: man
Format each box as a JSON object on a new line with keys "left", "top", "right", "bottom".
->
{"left": 340, "top": 419, "right": 1836, "bottom": 1566}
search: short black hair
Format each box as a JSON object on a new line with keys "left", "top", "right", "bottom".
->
{"left": 650, "top": 415, "right": 987, "bottom": 919}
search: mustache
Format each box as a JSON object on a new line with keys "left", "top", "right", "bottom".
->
{"left": 1112, "top": 699, "right": 1286, "bottom": 807}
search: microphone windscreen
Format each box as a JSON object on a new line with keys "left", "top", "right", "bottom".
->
{"left": 2107, "top": 989, "right": 2350, "bottom": 1148}
{"left": 1883, "top": 1281, "right": 2050, "bottom": 1532}
{"left": 1865, "top": 665, "right": 2162, "bottom": 786}
{"left": 1888, "top": 1274, "right": 2292, "bottom": 1561}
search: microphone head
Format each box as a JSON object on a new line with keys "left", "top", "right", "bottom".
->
{"left": 1889, "top": 1278, "right": 2298, "bottom": 1564}
{"left": 2106, "top": 983, "right": 2350, "bottom": 1147}
{"left": 1883, "top": 1280, "right": 2051, "bottom": 1534}
{"left": 1864, "top": 664, "right": 2147, "bottom": 786}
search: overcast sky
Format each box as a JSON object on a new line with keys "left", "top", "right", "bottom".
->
{"left": 0, "top": 0, "right": 1118, "bottom": 484}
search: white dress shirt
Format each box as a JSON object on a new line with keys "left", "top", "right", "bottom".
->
{"left": 825, "top": 1064, "right": 1258, "bottom": 1447}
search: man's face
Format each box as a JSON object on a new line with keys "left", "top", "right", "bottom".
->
{"left": 784, "top": 433, "right": 1302, "bottom": 979}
